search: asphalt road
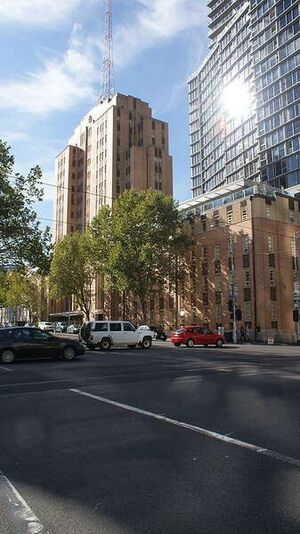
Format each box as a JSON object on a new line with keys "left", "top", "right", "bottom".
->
{"left": 1, "top": 341, "right": 300, "bottom": 534}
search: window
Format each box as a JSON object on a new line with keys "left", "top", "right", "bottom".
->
{"left": 215, "top": 260, "right": 221, "bottom": 273}
{"left": 243, "top": 254, "right": 250, "bottom": 268}
{"left": 94, "top": 322, "right": 108, "bottom": 332}
{"left": 214, "top": 243, "right": 221, "bottom": 260}
{"left": 270, "top": 301, "right": 277, "bottom": 321}
{"left": 241, "top": 207, "right": 248, "bottom": 222}
{"left": 110, "top": 322, "right": 122, "bottom": 332}
{"left": 244, "top": 270, "right": 251, "bottom": 287}
{"left": 267, "top": 235, "right": 274, "bottom": 252}
{"left": 227, "top": 210, "right": 233, "bottom": 224}
{"left": 269, "top": 253, "right": 276, "bottom": 267}
{"left": 270, "top": 287, "right": 277, "bottom": 301}
{"left": 266, "top": 205, "right": 271, "bottom": 218}
{"left": 203, "top": 293, "right": 209, "bottom": 305}
{"left": 215, "top": 273, "right": 221, "bottom": 291}
{"left": 31, "top": 330, "right": 50, "bottom": 340}
{"left": 270, "top": 270, "right": 276, "bottom": 286}
{"left": 244, "top": 302, "right": 252, "bottom": 321}
{"left": 242, "top": 234, "right": 249, "bottom": 253}
{"left": 244, "top": 288, "right": 251, "bottom": 301}
{"left": 201, "top": 246, "right": 208, "bottom": 259}
{"left": 123, "top": 322, "right": 135, "bottom": 332}
{"left": 13, "top": 329, "right": 32, "bottom": 341}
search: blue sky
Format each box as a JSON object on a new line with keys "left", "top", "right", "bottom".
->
{"left": 0, "top": 0, "right": 208, "bottom": 229}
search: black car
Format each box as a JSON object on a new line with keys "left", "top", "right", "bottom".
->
{"left": 150, "top": 326, "right": 168, "bottom": 341}
{"left": 0, "top": 327, "right": 85, "bottom": 364}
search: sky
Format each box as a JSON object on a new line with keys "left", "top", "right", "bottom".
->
{"left": 0, "top": 0, "right": 208, "bottom": 230}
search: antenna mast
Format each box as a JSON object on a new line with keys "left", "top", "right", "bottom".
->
{"left": 100, "top": 0, "right": 114, "bottom": 101}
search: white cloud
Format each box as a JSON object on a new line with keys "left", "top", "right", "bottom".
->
{"left": 0, "top": 25, "right": 98, "bottom": 115}
{"left": 0, "top": 0, "right": 89, "bottom": 25}
{"left": 115, "top": 0, "right": 206, "bottom": 65}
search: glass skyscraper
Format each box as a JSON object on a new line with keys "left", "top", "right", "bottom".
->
{"left": 188, "top": 0, "right": 300, "bottom": 197}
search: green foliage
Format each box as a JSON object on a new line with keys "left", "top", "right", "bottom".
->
{"left": 89, "top": 190, "right": 188, "bottom": 319}
{"left": 0, "top": 140, "right": 52, "bottom": 273}
{"left": 0, "top": 271, "right": 9, "bottom": 307}
{"left": 49, "top": 232, "right": 94, "bottom": 320}
{"left": 3, "top": 271, "right": 45, "bottom": 321}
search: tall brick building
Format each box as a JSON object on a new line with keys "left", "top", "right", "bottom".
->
{"left": 175, "top": 181, "right": 300, "bottom": 343}
{"left": 53, "top": 93, "right": 173, "bottom": 241}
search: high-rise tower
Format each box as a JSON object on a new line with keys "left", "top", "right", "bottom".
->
{"left": 188, "top": 0, "right": 300, "bottom": 198}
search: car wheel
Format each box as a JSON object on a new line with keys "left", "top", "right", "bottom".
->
{"left": 100, "top": 338, "right": 111, "bottom": 351}
{"left": 216, "top": 339, "right": 223, "bottom": 348}
{"left": 186, "top": 339, "right": 194, "bottom": 348}
{"left": 174, "top": 343, "right": 180, "bottom": 347}
{"left": 141, "top": 337, "right": 152, "bottom": 349}
{"left": 63, "top": 346, "right": 77, "bottom": 361}
{"left": 1, "top": 349, "right": 15, "bottom": 364}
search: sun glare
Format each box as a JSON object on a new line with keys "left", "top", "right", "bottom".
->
{"left": 221, "top": 79, "right": 252, "bottom": 121}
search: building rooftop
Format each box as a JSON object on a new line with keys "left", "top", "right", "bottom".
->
{"left": 178, "top": 180, "right": 293, "bottom": 219}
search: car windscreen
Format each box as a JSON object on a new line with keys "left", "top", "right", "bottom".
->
{"left": 175, "top": 329, "right": 186, "bottom": 334}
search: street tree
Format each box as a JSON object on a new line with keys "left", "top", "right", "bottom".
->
{"left": 0, "top": 140, "right": 51, "bottom": 273}
{"left": 4, "top": 271, "right": 44, "bottom": 323}
{"left": 49, "top": 232, "right": 94, "bottom": 320}
{"left": 89, "top": 190, "right": 188, "bottom": 322}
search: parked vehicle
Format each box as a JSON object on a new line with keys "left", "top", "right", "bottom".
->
{"left": 55, "top": 322, "right": 68, "bottom": 333}
{"left": 170, "top": 326, "right": 224, "bottom": 348}
{"left": 136, "top": 325, "right": 156, "bottom": 339}
{"left": 0, "top": 327, "right": 85, "bottom": 363}
{"left": 38, "top": 321, "right": 55, "bottom": 332}
{"left": 80, "top": 321, "right": 154, "bottom": 350}
{"left": 150, "top": 326, "right": 168, "bottom": 341}
{"left": 66, "top": 324, "right": 80, "bottom": 334}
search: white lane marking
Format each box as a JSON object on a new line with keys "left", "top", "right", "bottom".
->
{"left": 70, "top": 388, "right": 300, "bottom": 468}
{"left": 0, "top": 470, "right": 46, "bottom": 533}
{"left": 0, "top": 366, "right": 12, "bottom": 372}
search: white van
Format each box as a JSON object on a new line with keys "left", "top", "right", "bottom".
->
{"left": 38, "top": 321, "right": 54, "bottom": 332}
{"left": 80, "top": 321, "right": 154, "bottom": 350}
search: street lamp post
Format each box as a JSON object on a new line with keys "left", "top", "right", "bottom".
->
{"left": 230, "top": 251, "right": 238, "bottom": 344}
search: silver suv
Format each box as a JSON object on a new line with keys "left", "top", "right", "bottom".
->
{"left": 80, "top": 321, "right": 153, "bottom": 351}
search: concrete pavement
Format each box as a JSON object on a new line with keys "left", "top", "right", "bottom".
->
{"left": 0, "top": 342, "right": 300, "bottom": 533}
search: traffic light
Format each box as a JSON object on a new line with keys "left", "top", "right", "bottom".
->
{"left": 228, "top": 298, "right": 233, "bottom": 312}
{"left": 293, "top": 309, "right": 299, "bottom": 322}
{"left": 236, "top": 308, "right": 242, "bottom": 321}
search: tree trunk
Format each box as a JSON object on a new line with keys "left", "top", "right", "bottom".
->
{"left": 122, "top": 291, "right": 126, "bottom": 321}
{"left": 141, "top": 298, "right": 148, "bottom": 324}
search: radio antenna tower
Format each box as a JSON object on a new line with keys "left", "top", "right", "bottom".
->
{"left": 100, "top": 0, "right": 114, "bottom": 101}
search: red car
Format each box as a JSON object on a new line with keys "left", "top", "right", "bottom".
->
{"left": 170, "top": 326, "right": 224, "bottom": 348}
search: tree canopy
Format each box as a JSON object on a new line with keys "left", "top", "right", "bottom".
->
{"left": 3, "top": 271, "right": 45, "bottom": 323}
{"left": 0, "top": 140, "right": 51, "bottom": 273}
{"left": 89, "top": 189, "right": 188, "bottom": 320}
{"left": 49, "top": 232, "right": 94, "bottom": 320}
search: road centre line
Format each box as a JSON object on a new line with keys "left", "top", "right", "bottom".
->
{"left": 70, "top": 388, "right": 300, "bottom": 468}
{"left": 0, "top": 366, "right": 12, "bottom": 372}
{"left": 0, "top": 470, "right": 45, "bottom": 533}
